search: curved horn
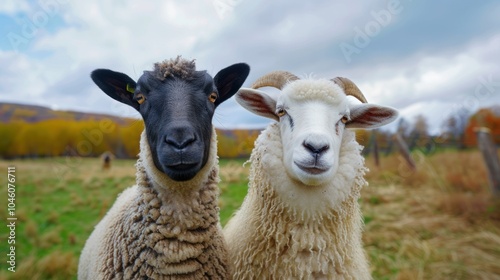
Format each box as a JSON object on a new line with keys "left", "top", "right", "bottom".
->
{"left": 332, "top": 77, "right": 368, "bottom": 103}
{"left": 252, "top": 71, "right": 300, "bottom": 90}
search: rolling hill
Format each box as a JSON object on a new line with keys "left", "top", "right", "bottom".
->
{"left": 0, "top": 102, "right": 134, "bottom": 124}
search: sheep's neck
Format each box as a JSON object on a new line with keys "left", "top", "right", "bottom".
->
{"left": 134, "top": 156, "right": 221, "bottom": 232}
{"left": 104, "top": 161, "right": 228, "bottom": 279}
{"left": 234, "top": 183, "right": 365, "bottom": 279}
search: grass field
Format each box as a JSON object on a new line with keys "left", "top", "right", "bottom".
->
{"left": 0, "top": 150, "right": 499, "bottom": 279}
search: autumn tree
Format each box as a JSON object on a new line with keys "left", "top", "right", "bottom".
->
{"left": 464, "top": 107, "right": 500, "bottom": 147}
{"left": 217, "top": 129, "right": 261, "bottom": 158}
{"left": 396, "top": 117, "right": 411, "bottom": 141}
{"left": 440, "top": 108, "right": 470, "bottom": 148}
{"left": 407, "top": 115, "right": 431, "bottom": 152}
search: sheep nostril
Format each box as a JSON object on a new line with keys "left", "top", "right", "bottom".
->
{"left": 303, "top": 142, "right": 329, "bottom": 155}
{"left": 165, "top": 134, "right": 196, "bottom": 149}
{"left": 318, "top": 144, "right": 329, "bottom": 154}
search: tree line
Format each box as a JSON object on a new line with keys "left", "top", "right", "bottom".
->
{"left": 1, "top": 107, "right": 499, "bottom": 159}
{"left": 357, "top": 107, "right": 500, "bottom": 156}
{"left": 0, "top": 118, "right": 262, "bottom": 159}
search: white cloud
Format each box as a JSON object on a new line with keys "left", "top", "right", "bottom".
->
{"left": 31, "top": 0, "right": 229, "bottom": 71}
{"left": 0, "top": 50, "right": 47, "bottom": 103}
{"left": 0, "top": 1, "right": 31, "bottom": 15}
{"left": 397, "top": 101, "right": 456, "bottom": 135}
{"left": 340, "top": 33, "right": 500, "bottom": 106}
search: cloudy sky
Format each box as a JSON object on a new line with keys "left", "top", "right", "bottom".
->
{"left": 1, "top": 0, "right": 499, "bottom": 134}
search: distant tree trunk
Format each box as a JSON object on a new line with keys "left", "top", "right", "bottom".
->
{"left": 385, "top": 140, "right": 394, "bottom": 155}
{"left": 394, "top": 133, "right": 416, "bottom": 170}
{"left": 458, "top": 133, "right": 466, "bottom": 150}
{"left": 475, "top": 127, "right": 500, "bottom": 197}
{"left": 408, "top": 133, "right": 419, "bottom": 151}
{"left": 362, "top": 142, "right": 371, "bottom": 157}
{"left": 372, "top": 130, "right": 380, "bottom": 167}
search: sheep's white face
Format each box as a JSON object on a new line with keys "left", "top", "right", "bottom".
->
{"left": 277, "top": 81, "right": 350, "bottom": 185}
{"left": 236, "top": 78, "right": 398, "bottom": 187}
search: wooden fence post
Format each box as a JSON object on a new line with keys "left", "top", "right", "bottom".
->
{"left": 393, "top": 133, "right": 416, "bottom": 170}
{"left": 474, "top": 127, "right": 500, "bottom": 196}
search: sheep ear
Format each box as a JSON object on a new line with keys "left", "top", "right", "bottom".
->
{"left": 91, "top": 69, "right": 139, "bottom": 111}
{"left": 346, "top": 104, "right": 398, "bottom": 129}
{"left": 235, "top": 88, "right": 279, "bottom": 121}
{"left": 213, "top": 63, "right": 250, "bottom": 107}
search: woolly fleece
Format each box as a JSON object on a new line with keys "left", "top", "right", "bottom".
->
{"left": 283, "top": 79, "right": 348, "bottom": 107}
{"left": 78, "top": 128, "right": 230, "bottom": 279}
{"left": 224, "top": 123, "right": 371, "bottom": 280}
{"left": 153, "top": 55, "right": 197, "bottom": 81}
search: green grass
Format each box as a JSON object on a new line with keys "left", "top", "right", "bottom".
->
{"left": 0, "top": 158, "right": 136, "bottom": 279}
{"left": 218, "top": 158, "right": 249, "bottom": 225}
{"left": 0, "top": 157, "right": 249, "bottom": 280}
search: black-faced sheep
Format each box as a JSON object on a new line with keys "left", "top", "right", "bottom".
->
{"left": 78, "top": 56, "right": 249, "bottom": 279}
{"left": 224, "top": 71, "right": 398, "bottom": 279}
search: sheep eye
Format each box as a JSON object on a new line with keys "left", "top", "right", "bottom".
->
{"left": 208, "top": 92, "right": 218, "bottom": 103}
{"left": 341, "top": 116, "right": 349, "bottom": 124}
{"left": 135, "top": 93, "right": 146, "bottom": 104}
{"left": 276, "top": 108, "right": 286, "bottom": 117}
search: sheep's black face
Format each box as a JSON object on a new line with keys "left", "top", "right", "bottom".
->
{"left": 138, "top": 72, "right": 216, "bottom": 181}
{"left": 90, "top": 60, "right": 249, "bottom": 181}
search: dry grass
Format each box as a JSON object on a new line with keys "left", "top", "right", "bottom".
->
{"left": 6, "top": 251, "right": 77, "bottom": 280}
{"left": 363, "top": 150, "right": 500, "bottom": 279}
{"left": 219, "top": 160, "right": 249, "bottom": 184}
{"left": 24, "top": 220, "right": 38, "bottom": 242}
{"left": 0, "top": 157, "right": 136, "bottom": 280}
{"left": 39, "top": 227, "right": 63, "bottom": 249}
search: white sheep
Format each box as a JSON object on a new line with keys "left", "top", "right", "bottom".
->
{"left": 78, "top": 57, "right": 249, "bottom": 279}
{"left": 224, "top": 71, "right": 398, "bottom": 279}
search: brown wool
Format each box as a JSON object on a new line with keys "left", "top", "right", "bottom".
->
{"left": 153, "top": 56, "right": 197, "bottom": 81}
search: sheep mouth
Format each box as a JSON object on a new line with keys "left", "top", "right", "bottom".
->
{"left": 166, "top": 162, "right": 199, "bottom": 172}
{"left": 163, "top": 162, "right": 202, "bottom": 181}
{"left": 294, "top": 162, "right": 329, "bottom": 175}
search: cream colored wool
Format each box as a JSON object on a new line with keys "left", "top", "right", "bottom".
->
{"left": 224, "top": 123, "right": 371, "bottom": 280}
{"left": 78, "top": 128, "right": 230, "bottom": 279}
